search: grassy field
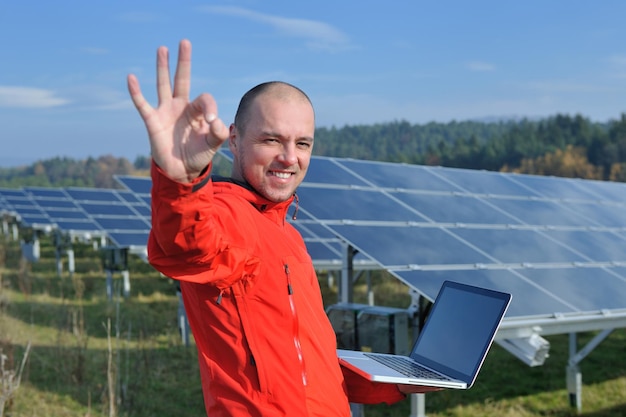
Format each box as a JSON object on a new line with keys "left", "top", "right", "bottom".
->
{"left": 0, "top": 234, "right": 625, "bottom": 417}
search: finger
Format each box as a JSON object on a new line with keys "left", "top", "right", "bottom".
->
{"left": 127, "top": 74, "right": 154, "bottom": 121}
{"left": 207, "top": 116, "right": 229, "bottom": 145}
{"left": 190, "top": 93, "right": 220, "bottom": 124}
{"left": 173, "top": 39, "right": 192, "bottom": 99}
{"left": 156, "top": 46, "right": 172, "bottom": 105}
{"left": 190, "top": 93, "right": 228, "bottom": 147}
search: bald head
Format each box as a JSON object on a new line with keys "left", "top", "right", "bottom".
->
{"left": 234, "top": 81, "right": 313, "bottom": 135}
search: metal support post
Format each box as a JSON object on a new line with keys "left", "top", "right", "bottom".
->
{"left": 566, "top": 363, "right": 582, "bottom": 411}
{"left": 122, "top": 270, "right": 131, "bottom": 298}
{"left": 567, "top": 333, "right": 582, "bottom": 412}
{"left": 409, "top": 393, "right": 426, "bottom": 417}
{"left": 67, "top": 248, "right": 75, "bottom": 278}
{"left": 366, "top": 270, "right": 373, "bottom": 306}
{"left": 177, "top": 288, "right": 190, "bottom": 346}
{"left": 342, "top": 244, "right": 364, "bottom": 416}
{"left": 350, "top": 403, "right": 364, "bottom": 417}
{"left": 106, "top": 269, "right": 114, "bottom": 300}
{"left": 55, "top": 247, "right": 63, "bottom": 277}
{"left": 566, "top": 329, "right": 614, "bottom": 413}
{"left": 340, "top": 244, "right": 355, "bottom": 303}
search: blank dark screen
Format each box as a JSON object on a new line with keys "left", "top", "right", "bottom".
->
{"left": 412, "top": 285, "right": 507, "bottom": 378}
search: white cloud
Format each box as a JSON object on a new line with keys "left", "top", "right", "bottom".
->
{"left": 0, "top": 86, "right": 70, "bottom": 108}
{"left": 466, "top": 61, "right": 495, "bottom": 72}
{"left": 61, "top": 84, "right": 133, "bottom": 111}
{"left": 198, "top": 6, "right": 351, "bottom": 52}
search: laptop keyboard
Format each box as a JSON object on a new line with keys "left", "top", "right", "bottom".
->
{"left": 363, "top": 353, "right": 451, "bottom": 380}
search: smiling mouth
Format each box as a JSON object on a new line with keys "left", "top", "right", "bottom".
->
{"left": 270, "top": 171, "right": 293, "bottom": 179}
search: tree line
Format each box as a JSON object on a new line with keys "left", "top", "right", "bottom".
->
{"left": 313, "top": 113, "right": 626, "bottom": 181}
{"left": 0, "top": 155, "right": 151, "bottom": 189}
{"left": 1, "top": 112, "right": 626, "bottom": 188}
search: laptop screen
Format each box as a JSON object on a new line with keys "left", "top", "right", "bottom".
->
{"left": 411, "top": 281, "right": 510, "bottom": 384}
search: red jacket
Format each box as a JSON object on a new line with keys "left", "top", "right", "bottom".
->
{"left": 148, "top": 162, "right": 405, "bottom": 416}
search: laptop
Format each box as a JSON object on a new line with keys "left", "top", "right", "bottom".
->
{"left": 337, "top": 280, "right": 511, "bottom": 389}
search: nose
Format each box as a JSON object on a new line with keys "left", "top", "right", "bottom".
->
{"left": 278, "top": 142, "right": 298, "bottom": 166}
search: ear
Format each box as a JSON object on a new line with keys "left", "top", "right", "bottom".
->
{"left": 228, "top": 124, "right": 238, "bottom": 154}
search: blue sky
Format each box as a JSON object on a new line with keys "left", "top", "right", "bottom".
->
{"left": 1, "top": 1, "right": 626, "bottom": 167}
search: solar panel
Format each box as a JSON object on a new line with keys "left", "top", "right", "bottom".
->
{"left": 506, "top": 173, "right": 606, "bottom": 201}
{"left": 0, "top": 185, "right": 153, "bottom": 249}
{"left": 64, "top": 187, "right": 151, "bottom": 248}
{"left": 115, "top": 175, "right": 152, "bottom": 195}
{"left": 114, "top": 177, "right": 152, "bottom": 217}
{"left": 106, "top": 231, "right": 150, "bottom": 248}
{"left": 24, "top": 186, "right": 103, "bottom": 235}
{"left": 0, "top": 187, "right": 53, "bottom": 229}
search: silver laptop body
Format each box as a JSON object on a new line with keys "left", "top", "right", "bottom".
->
{"left": 338, "top": 280, "right": 512, "bottom": 389}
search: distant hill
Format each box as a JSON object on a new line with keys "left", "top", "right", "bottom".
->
{"left": 0, "top": 154, "right": 151, "bottom": 189}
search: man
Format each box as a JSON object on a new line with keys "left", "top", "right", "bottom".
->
{"left": 127, "top": 39, "right": 434, "bottom": 417}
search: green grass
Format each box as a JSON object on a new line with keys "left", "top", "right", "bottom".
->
{"left": 0, "top": 235, "right": 625, "bottom": 417}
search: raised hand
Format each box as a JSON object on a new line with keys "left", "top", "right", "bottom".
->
{"left": 127, "top": 39, "right": 229, "bottom": 183}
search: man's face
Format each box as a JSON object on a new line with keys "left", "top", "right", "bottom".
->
{"left": 229, "top": 94, "right": 314, "bottom": 203}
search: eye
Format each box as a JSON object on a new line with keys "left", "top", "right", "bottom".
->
{"left": 297, "top": 140, "right": 313, "bottom": 149}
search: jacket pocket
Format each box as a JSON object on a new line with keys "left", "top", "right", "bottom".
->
{"left": 232, "top": 281, "right": 270, "bottom": 394}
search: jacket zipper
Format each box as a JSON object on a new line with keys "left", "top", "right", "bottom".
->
{"left": 285, "top": 264, "right": 308, "bottom": 386}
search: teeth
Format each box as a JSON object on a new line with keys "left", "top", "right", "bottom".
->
{"left": 273, "top": 172, "right": 291, "bottom": 179}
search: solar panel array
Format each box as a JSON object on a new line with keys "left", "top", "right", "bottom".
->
{"left": 289, "top": 156, "right": 626, "bottom": 322}
{"left": 5, "top": 153, "right": 626, "bottom": 325}
{"left": 0, "top": 185, "right": 151, "bottom": 250}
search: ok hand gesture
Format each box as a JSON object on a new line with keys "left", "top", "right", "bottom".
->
{"left": 127, "top": 39, "right": 229, "bottom": 183}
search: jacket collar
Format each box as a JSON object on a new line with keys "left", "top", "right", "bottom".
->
{"left": 212, "top": 175, "right": 297, "bottom": 223}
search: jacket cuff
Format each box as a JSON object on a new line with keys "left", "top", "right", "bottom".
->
{"left": 150, "top": 160, "right": 212, "bottom": 195}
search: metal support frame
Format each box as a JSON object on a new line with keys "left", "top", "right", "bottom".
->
{"left": 340, "top": 244, "right": 356, "bottom": 303}
{"left": 566, "top": 329, "right": 614, "bottom": 412}
{"left": 11, "top": 223, "right": 18, "bottom": 241}
{"left": 2, "top": 218, "right": 9, "bottom": 239}
{"left": 406, "top": 290, "right": 429, "bottom": 417}
{"left": 177, "top": 286, "right": 191, "bottom": 346}
{"left": 67, "top": 248, "right": 75, "bottom": 277}
{"left": 342, "top": 243, "right": 364, "bottom": 416}
{"left": 52, "top": 231, "right": 76, "bottom": 277}
{"left": 410, "top": 393, "right": 426, "bottom": 417}
{"left": 102, "top": 247, "right": 131, "bottom": 300}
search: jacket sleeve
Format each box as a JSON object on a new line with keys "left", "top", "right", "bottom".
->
{"left": 147, "top": 161, "right": 260, "bottom": 286}
{"left": 342, "top": 364, "right": 406, "bottom": 405}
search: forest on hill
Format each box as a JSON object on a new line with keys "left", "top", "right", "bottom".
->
{"left": 1, "top": 112, "right": 626, "bottom": 188}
